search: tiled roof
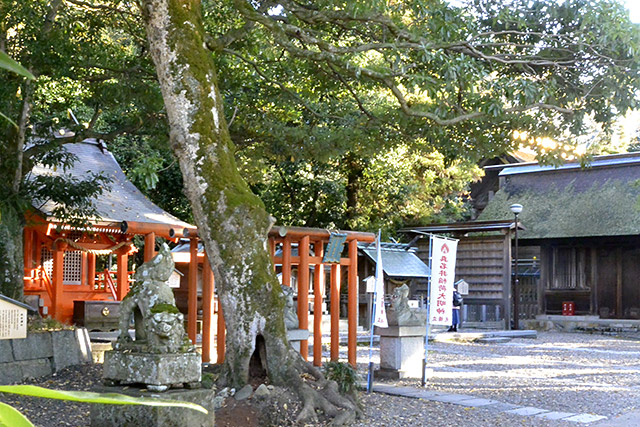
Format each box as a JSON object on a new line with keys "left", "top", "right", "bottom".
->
{"left": 360, "top": 243, "right": 431, "bottom": 278}
{"left": 30, "top": 139, "right": 193, "bottom": 229}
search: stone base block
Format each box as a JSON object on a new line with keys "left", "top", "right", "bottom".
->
{"left": 103, "top": 351, "right": 201, "bottom": 389}
{"left": 287, "top": 329, "right": 310, "bottom": 353}
{"left": 0, "top": 359, "right": 53, "bottom": 384}
{"left": 378, "top": 327, "right": 426, "bottom": 379}
{"left": 375, "top": 367, "right": 415, "bottom": 380}
{"left": 90, "top": 387, "right": 215, "bottom": 427}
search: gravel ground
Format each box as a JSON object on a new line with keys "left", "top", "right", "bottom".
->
{"left": 353, "top": 330, "right": 640, "bottom": 426}
{"left": 2, "top": 331, "right": 639, "bottom": 426}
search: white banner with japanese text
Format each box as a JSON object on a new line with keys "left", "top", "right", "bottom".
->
{"left": 428, "top": 236, "right": 458, "bottom": 326}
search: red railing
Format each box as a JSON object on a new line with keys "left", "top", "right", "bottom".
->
{"left": 95, "top": 270, "right": 133, "bottom": 300}
{"left": 31, "top": 266, "right": 54, "bottom": 302}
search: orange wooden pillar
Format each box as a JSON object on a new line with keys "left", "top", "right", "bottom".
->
{"left": 51, "top": 241, "right": 66, "bottom": 321}
{"left": 298, "top": 235, "right": 310, "bottom": 360}
{"left": 217, "top": 305, "right": 226, "bottom": 363}
{"left": 268, "top": 238, "right": 276, "bottom": 271}
{"left": 144, "top": 232, "right": 156, "bottom": 262}
{"left": 202, "top": 254, "right": 214, "bottom": 363}
{"left": 330, "top": 264, "right": 341, "bottom": 361}
{"left": 115, "top": 246, "right": 129, "bottom": 301}
{"left": 187, "top": 238, "right": 198, "bottom": 344}
{"left": 347, "top": 239, "right": 358, "bottom": 367}
{"left": 282, "top": 237, "right": 292, "bottom": 287}
{"left": 87, "top": 253, "right": 96, "bottom": 289}
{"left": 313, "top": 240, "right": 324, "bottom": 366}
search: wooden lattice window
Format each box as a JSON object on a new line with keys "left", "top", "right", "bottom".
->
{"left": 41, "top": 247, "right": 83, "bottom": 285}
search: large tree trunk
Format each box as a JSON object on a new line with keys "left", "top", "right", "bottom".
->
{"left": 0, "top": 205, "right": 24, "bottom": 300}
{"left": 141, "top": 1, "right": 359, "bottom": 422}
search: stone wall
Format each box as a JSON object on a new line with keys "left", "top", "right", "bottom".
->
{"left": 0, "top": 328, "right": 92, "bottom": 384}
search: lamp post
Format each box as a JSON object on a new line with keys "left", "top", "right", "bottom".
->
{"left": 510, "top": 203, "right": 523, "bottom": 330}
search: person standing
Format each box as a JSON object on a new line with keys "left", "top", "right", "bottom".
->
{"left": 448, "top": 285, "right": 463, "bottom": 332}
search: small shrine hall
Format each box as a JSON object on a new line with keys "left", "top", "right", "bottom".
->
{"left": 22, "top": 139, "right": 375, "bottom": 366}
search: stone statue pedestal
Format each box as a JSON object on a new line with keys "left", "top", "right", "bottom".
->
{"left": 90, "top": 386, "right": 215, "bottom": 427}
{"left": 375, "top": 325, "right": 426, "bottom": 379}
{"left": 287, "top": 328, "right": 310, "bottom": 353}
{"left": 103, "top": 351, "right": 201, "bottom": 392}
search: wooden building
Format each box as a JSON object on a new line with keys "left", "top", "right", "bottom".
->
{"left": 401, "top": 221, "right": 523, "bottom": 328}
{"left": 479, "top": 152, "right": 640, "bottom": 320}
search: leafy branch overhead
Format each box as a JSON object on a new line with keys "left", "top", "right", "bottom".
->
{"left": 219, "top": 0, "right": 639, "bottom": 134}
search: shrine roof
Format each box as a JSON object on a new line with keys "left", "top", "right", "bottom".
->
{"left": 30, "top": 139, "right": 193, "bottom": 231}
{"left": 359, "top": 242, "right": 431, "bottom": 279}
{"left": 479, "top": 152, "right": 640, "bottom": 239}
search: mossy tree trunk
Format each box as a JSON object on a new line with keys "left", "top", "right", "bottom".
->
{"left": 141, "top": 1, "right": 358, "bottom": 422}
{"left": 0, "top": 204, "right": 24, "bottom": 300}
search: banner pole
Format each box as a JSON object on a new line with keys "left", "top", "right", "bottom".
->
{"left": 366, "top": 230, "right": 381, "bottom": 393}
{"left": 422, "top": 235, "right": 434, "bottom": 387}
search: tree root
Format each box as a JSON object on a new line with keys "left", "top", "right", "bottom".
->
{"left": 289, "top": 354, "right": 362, "bottom": 426}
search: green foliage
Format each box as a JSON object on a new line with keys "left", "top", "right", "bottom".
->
{"left": 0, "top": 401, "right": 32, "bottom": 427}
{"left": 323, "top": 361, "right": 361, "bottom": 395}
{"left": 0, "top": 51, "right": 34, "bottom": 80}
{"left": 27, "top": 316, "right": 68, "bottom": 332}
{"left": 0, "top": 385, "right": 208, "bottom": 424}
{"left": 201, "top": 372, "right": 216, "bottom": 389}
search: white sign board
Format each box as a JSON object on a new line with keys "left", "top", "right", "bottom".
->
{"left": 167, "top": 270, "right": 183, "bottom": 289}
{"left": 364, "top": 276, "right": 376, "bottom": 293}
{"left": 455, "top": 279, "right": 469, "bottom": 295}
{"left": 0, "top": 298, "right": 28, "bottom": 340}
{"left": 428, "top": 237, "right": 458, "bottom": 326}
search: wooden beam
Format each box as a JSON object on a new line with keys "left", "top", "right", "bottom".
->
{"left": 52, "top": 241, "right": 66, "bottom": 321}
{"left": 272, "top": 256, "right": 351, "bottom": 266}
{"left": 268, "top": 226, "right": 375, "bottom": 243}
{"left": 347, "top": 239, "right": 358, "bottom": 367}
{"left": 330, "top": 264, "right": 340, "bottom": 361}
{"left": 268, "top": 238, "right": 276, "bottom": 271}
{"left": 217, "top": 305, "right": 226, "bottom": 363}
{"left": 115, "top": 248, "right": 129, "bottom": 301}
{"left": 87, "top": 253, "right": 96, "bottom": 289}
{"left": 188, "top": 238, "right": 198, "bottom": 344}
{"left": 144, "top": 232, "right": 156, "bottom": 262}
{"left": 298, "top": 235, "right": 310, "bottom": 361}
{"left": 313, "top": 240, "right": 324, "bottom": 367}
{"left": 120, "top": 220, "right": 179, "bottom": 240}
{"left": 202, "top": 254, "right": 214, "bottom": 363}
{"left": 282, "top": 237, "right": 292, "bottom": 287}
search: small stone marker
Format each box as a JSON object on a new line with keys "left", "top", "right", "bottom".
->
{"left": 0, "top": 295, "right": 30, "bottom": 340}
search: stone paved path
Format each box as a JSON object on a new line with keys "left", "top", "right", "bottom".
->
{"left": 370, "top": 382, "right": 608, "bottom": 424}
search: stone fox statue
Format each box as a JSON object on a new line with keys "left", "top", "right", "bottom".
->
{"left": 387, "top": 284, "right": 427, "bottom": 326}
{"left": 115, "top": 243, "right": 193, "bottom": 354}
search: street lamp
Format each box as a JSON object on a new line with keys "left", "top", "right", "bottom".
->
{"left": 510, "top": 203, "right": 523, "bottom": 330}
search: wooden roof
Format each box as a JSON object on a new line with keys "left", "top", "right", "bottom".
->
{"left": 479, "top": 152, "right": 640, "bottom": 239}
{"left": 30, "top": 139, "right": 193, "bottom": 234}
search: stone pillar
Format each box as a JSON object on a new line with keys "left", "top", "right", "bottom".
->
{"left": 376, "top": 325, "right": 426, "bottom": 379}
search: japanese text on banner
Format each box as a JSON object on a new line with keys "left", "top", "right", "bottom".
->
{"left": 428, "top": 236, "right": 458, "bottom": 326}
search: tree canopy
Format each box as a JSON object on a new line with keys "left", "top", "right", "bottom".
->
{"left": 2, "top": 0, "right": 640, "bottom": 422}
